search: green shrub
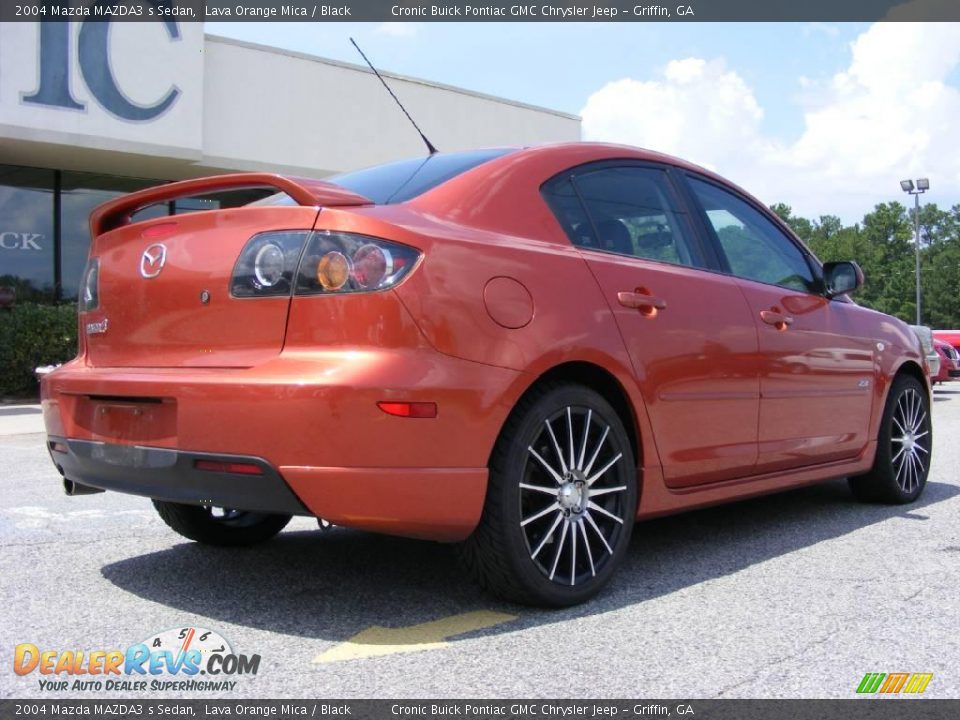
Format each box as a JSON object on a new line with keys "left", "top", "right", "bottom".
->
{"left": 0, "top": 303, "right": 78, "bottom": 397}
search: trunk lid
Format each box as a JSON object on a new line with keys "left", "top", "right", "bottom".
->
{"left": 81, "top": 173, "right": 372, "bottom": 368}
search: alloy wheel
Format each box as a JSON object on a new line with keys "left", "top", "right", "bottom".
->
{"left": 890, "top": 387, "right": 931, "bottom": 494}
{"left": 519, "top": 406, "right": 629, "bottom": 587}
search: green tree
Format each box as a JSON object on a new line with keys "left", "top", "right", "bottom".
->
{"left": 769, "top": 199, "right": 958, "bottom": 327}
{"left": 770, "top": 203, "right": 814, "bottom": 242}
{"left": 919, "top": 203, "right": 960, "bottom": 328}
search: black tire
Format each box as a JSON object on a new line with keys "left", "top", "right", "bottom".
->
{"left": 849, "top": 374, "right": 932, "bottom": 504}
{"left": 458, "top": 383, "right": 637, "bottom": 607}
{"left": 152, "top": 500, "right": 291, "bottom": 546}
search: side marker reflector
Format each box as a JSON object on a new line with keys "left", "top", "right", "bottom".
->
{"left": 194, "top": 460, "right": 264, "bottom": 475}
{"left": 377, "top": 401, "right": 438, "bottom": 419}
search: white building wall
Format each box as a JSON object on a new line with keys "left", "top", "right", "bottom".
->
{"left": 202, "top": 36, "right": 580, "bottom": 176}
{"left": 0, "top": 24, "right": 580, "bottom": 181}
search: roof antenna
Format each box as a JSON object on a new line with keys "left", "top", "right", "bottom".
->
{"left": 350, "top": 37, "right": 438, "bottom": 155}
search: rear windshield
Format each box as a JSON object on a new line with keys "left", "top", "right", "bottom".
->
{"left": 254, "top": 148, "right": 513, "bottom": 206}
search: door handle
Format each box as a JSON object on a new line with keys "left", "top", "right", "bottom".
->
{"left": 760, "top": 309, "right": 794, "bottom": 330}
{"left": 618, "top": 289, "right": 667, "bottom": 316}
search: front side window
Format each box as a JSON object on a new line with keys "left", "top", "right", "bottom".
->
{"left": 689, "top": 177, "right": 817, "bottom": 292}
{"left": 543, "top": 165, "right": 698, "bottom": 267}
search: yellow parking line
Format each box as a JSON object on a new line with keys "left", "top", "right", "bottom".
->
{"left": 314, "top": 610, "right": 518, "bottom": 664}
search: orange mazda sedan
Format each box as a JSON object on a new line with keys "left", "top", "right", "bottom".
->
{"left": 42, "top": 143, "right": 932, "bottom": 607}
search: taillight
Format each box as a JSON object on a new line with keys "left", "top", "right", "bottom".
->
{"left": 79, "top": 258, "right": 100, "bottom": 311}
{"left": 231, "top": 231, "right": 310, "bottom": 297}
{"left": 296, "top": 231, "right": 420, "bottom": 295}
{"left": 230, "top": 230, "right": 420, "bottom": 298}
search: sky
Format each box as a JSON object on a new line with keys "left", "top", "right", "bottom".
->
{"left": 205, "top": 21, "right": 960, "bottom": 224}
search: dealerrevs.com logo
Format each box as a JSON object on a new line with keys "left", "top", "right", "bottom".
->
{"left": 14, "top": 627, "right": 260, "bottom": 693}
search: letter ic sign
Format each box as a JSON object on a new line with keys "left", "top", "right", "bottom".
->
{"left": 24, "top": 1, "right": 181, "bottom": 121}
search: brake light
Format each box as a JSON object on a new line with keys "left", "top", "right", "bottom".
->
{"left": 231, "top": 231, "right": 420, "bottom": 297}
{"left": 79, "top": 258, "right": 100, "bottom": 311}
{"left": 297, "top": 231, "right": 420, "bottom": 295}
{"left": 231, "top": 231, "right": 310, "bottom": 297}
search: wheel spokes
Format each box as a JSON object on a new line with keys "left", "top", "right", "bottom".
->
{"left": 578, "top": 409, "right": 592, "bottom": 471}
{"left": 579, "top": 521, "right": 596, "bottom": 577}
{"left": 912, "top": 411, "right": 927, "bottom": 434}
{"left": 549, "top": 519, "right": 570, "bottom": 581}
{"left": 890, "top": 388, "right": 930, "bottom": 494}
{"left": 588, "top": 485, "right": 627, "bottom": 497}
{"left": 522, "top": 502, "right": 561, "bottom": 527}
{"left": 587, "top": 452, "right": 623, "bottom": 486}
{"left": 583, "top": 425, "right": 610, "bottom": 477}
{"left": 520, "top": 482, "right": 560, "bottom": 496}
{"left": 520, "top": 404, "right": 629, "bottom": 587}
{"left": 894, "top": 449, "right": 908, "bottom": 489}
{"left": 544, "top": 419, "right": 568, "bottom": 476}
{"left": 586, "top": 513, "right": 614, "bottom": 555}
{"left": 891, "top": 445, "right": 906, "bottom": 465}
{"left": 528, "top": 446, "right": 563, "bottom": 484}
{"left": 892, "top": 413, "right": 907, "bottom": 437}
{"left": 569, "top": 519, "right": 577, "bottom": 586}
{"left": 530, "top": 512, "right": 564, "bottom": 560}
{"left": 588, "top": 500, "right": 625, "bottom": 524}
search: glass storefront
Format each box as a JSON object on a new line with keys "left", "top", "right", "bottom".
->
{"left": 0, "top": 164, "right": 269, "bottom": 304}
{"left": 0, "top": 166, "right": 56, "bottom": 302}
{"left": 59, "top": 172, "right": 166, "bottom": 301}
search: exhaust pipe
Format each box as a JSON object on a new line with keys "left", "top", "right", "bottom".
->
{"left": 63, "top": 478, "right": 105, "bottom": 496}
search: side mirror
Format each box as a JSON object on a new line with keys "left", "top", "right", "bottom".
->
{"left": 823, "top": 261, "right": 864, "bottom": 298}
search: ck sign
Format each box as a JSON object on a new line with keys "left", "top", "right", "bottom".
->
{"left": 0, "top": 232, "right": 43, "bottom": 251}
{"left": 24, "top": 0, "right": 181, "bottom": 121}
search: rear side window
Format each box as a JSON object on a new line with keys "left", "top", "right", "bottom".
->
{"left": 541, "top": 177, "right": 595, "bottom": 248}
{"left": 689, "top": 177, "right": 817, "bottom": 292}
{"left": 253, "top": 149, "right": 512, "bottom": 207}
{"left": 543, "top": 166, "right": 698, "bottom": 268}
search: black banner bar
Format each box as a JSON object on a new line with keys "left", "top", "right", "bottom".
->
{"left": 3, "top": 0, "right": 960, "bottom": 23}
{"left": 1, "top": 700, "right": 959, "bottom": 720}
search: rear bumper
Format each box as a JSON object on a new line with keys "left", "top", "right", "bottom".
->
{"left": 40, "top": 350, "right": 523, "bottom": 541}
{"left": 48, "top": 437, "right": 308, "bottom": 516}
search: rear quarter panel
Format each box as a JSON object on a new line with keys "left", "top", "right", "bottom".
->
{"left": 318, "top": 201, "right": 662, "bottom": 472}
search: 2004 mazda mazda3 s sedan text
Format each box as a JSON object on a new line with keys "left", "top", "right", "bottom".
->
{"left": 41, "top": 143, "right": 933, "bottom": 607}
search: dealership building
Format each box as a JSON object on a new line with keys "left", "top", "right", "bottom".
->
{"left": 0, "top": 22, "right": 580, "bottom": 302}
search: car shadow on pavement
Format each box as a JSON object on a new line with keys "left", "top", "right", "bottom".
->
{"left": 101, "top": 478, "right": 960, "bottom": 644}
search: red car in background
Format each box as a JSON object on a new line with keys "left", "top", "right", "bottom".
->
{"left": 933, "top": 339, "right": 960, "bottom": 384}
{"left": 934, "top": 330, "right": 960, "bottom": 353}
{"left": 41, "top": 143, "right": 933, "bottom": 606}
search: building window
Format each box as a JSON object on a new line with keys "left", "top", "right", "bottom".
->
{"left": 0, "top": 166, "right": 55, "bottom": 302}
{"left": 59, "top": 172, "right": 166, "bottom": 301}
{"left": 2, "top": 166, "right": 279, "bottom": 304}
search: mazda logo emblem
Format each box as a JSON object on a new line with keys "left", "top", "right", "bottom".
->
{"left": 140, "top": 243, "right": 167, "bottom": 279}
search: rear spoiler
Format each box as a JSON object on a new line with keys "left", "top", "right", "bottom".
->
{"left": 90, "top": 173, "right": 373, "bottom": 237}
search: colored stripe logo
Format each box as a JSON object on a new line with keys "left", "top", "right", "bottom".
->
{"left": 857, "top": 672, "right": 933, "bottom": 694}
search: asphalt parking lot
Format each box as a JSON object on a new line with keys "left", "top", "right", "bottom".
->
{"left": 2, "top": 387, "right": 959, "bottom": 700}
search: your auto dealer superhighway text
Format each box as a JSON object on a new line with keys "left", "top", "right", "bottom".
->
{"left": 392, "top": 5, "right": 690, "bottom": 18}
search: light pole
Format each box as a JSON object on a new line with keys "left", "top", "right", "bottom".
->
{"left": 900, "top": 178, "right": 929, "bottom": 325}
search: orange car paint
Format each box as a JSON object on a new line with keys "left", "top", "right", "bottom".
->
{"left": 42, "top": 143, "right": 927, "bottom": 541}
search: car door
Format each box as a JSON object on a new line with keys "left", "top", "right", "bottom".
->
{"left": 542, "top": 164, "right": 760, "bottom": 487}
{"left": 684, "top": 175, "right": 875, "bottom": 474}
